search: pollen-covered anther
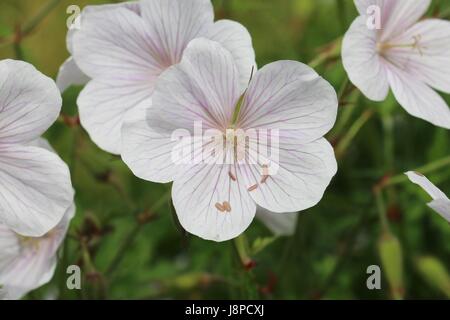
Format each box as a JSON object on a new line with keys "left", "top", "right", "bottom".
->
{"left": 229, "top": 171, "right": 237, "bottom": 181}
{"left": 261, "top": 164, "right": 270, "bottom": 184}
{"left": 215, "top": 202, "right": 225, "bottom": 212}
{"left": 223, "top": 201, "right": 232, "bottom": 212}
{"left": 248, "top": 184, "right": 258, "bottom": 192}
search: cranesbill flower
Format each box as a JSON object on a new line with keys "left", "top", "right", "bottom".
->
{"left": 342, "top": 0, "right": 450, "bottom": 128}
{"left": 0, "top": 198, "right": 75, "bottom": 300}
{"left": 0, "top": 59, "right": 74, "bottom": 237}
{"left": 405, "top": 171, "right": 450, "bottom": 222}
{"left": 122, "top": 39, "right": 337, "bottom": 241}
{"left": 63, "top": 0, "right": 256, "bottom": 154}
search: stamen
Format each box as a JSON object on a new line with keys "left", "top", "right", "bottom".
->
{"left": 229, "top": 171, "right": 237, "bottom": 181}
{"left": 223, "top": 201, "right": 232, "bottom": 212}
{"left": 215, "top": 202, "right": 226, "bottom": 212}
{"left": 248, "top": 184, "right": 258, "bottom": 192}
{"left": 261, "top": 164, "right": 269, "bottom": 184}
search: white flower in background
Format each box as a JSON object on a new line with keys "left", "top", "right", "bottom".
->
{"left": 0, "top": 200, "right": 75, "bottom": 300}
{"left": 0, "top": 59, "right": 74, "bottom": 237}
{"left": 342, "top": 0, "right": 450, "bottom": 128}
{"left": 405, "top": 171, "right": 450, "bottom": 222}
{"left": 122, "top": 39, "right": 337, "bottom": 241}
{"left": 256, "top": 208, "right": 298, "bottom": 236}
{"left": 59, "top": 0, "right": 256, "bottom": 154}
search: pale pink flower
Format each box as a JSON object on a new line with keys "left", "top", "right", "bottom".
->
{"left": 0, "top": 60, "right": 74, "bottom": 237}
{"left": 0, "top": 201, "right": 75, "bottom": 300}
{"left": 343, "top": 0, "right": 450, "bottom": 128}
{"left": 59, "top": 0, "right": 256, "bottom": 154}
{"left": 122, "top": 39, "right": 337, "bottom": 241}
{"left": 405, "top": 171, "right": 450, "bottom": 222}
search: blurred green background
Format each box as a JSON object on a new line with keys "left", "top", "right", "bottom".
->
{"left": 0, "top": 0, "right": 449, "bottom": 300}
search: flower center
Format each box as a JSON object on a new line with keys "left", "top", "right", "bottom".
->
{"left": 376, "top": 35, "right": 425, "bottom": 56}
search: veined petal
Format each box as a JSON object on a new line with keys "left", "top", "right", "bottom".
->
{"left": 385, "top": 19, "right": 450, "bottom": 93}
{"left": 78, "top": 78, "right": 154, "bottom": 155}
{"left": 0, "top": 205, "right": 75, "bottom": 299}
{"left": 354, "top": 0, "right": 431, "bottom": 41}
{"left": 241, "top": 137, "right": 337, "bottom": 213}
{"left": 238, "top": 61, "right": 337, "bottom": 143}
{"left": 256, "top": 207, "right": 298, "bottom": 236}
{"left": 140, "top": 0, "right": 214, "bottom": 65}
{"left": 150, "top": 38, "right": 241, "bottom": 132}
{"left": 72, "top": 7, "right": 164, "bottom": 80}
{"left": 121, "top": 100, "right": 180, "bottom": 183}
{"left": 172, "top": 163, "right": 256, "bottom": 242}
{"left": 386, "top": 65, "right": 450, "bottom": 129}
{"left": 342, "top": 16, "right": 389, "bottom": 101}
{"left": 56, "top": 57, "right": 89, "bottom": 93}
{"left": 205, "top": 19, "right": 256, "bottom": 92}
{"left": 0, "top": 144, "right": 74, "bottom": 237}
{"left": 0, "top": 60, "right": 61, "bottom": 144}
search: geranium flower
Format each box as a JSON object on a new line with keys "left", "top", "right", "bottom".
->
{"left": 0, "top": 198, "right": 75, "bottom": 300}
{"left": 122, "top": 39, "right": 337, "bottom": 241}
{"left": 342, "top": 0, "right": 450, "bottom": 128}
{"left": 0, "top": 59, "right": 74, "bottom": 237}
{"left": 61, "top": 0, "right": 255, "bottom": 154}
{"left": 405, "top": 171, "right": 450, "bottom": 222}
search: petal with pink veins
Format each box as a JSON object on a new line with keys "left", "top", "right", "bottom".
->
{"left": 172, "top": 162, "right": 256, "bottom": 242}
{"left": 238, "top": 60, "right": 337, "bottom": 144}
{"left": 0, "top": 145, "right": 74, "bottom": 237}
{"left": 386, "top": 65, "right": 450, "bottom": 129}
{"left": 342, "top": 16, "right": 389, "bottom": 101}
{"left": 0, "top": 60, "right": 61, "bottom": 144}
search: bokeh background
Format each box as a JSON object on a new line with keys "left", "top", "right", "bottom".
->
{"left": 0, "top": 0, "right": 449, "bottom": 300}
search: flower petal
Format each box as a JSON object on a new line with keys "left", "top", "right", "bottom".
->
{"left": 385, "top": 19, "right": 450, "bottom": 93}
{"left": 342, "top": 16, "right": 389, "bottom": 101}
{"left": 205, "top": 19, "right": 256, "bottom": 92}
{"left": 78, "top": 78, "right": 153, "bottom": 154}
{"left": 140, "top": 0, "right": 214, "bottom": 65}
{"left": 256, "top": 207, "right": 298, "bottom": 236}
{"left": 428, "top": 199, "right": 450, "bottom": 223}
{"left": 121, "top": 100, "right": 180, "bottom": 183}
{"left": 56, "top": 57, "right": 89, "bottom": 93}
{"left": 172, "top": 163, "right": 256, "bottom": 242}
{"left": 405, "top": 171, "right": 448, "bottom": 200}
{"left": 386, "top": 65, "right": 450, "bottom": 129}
{"left": 238, "top": 61, "right": 337, "bottom": 143}
{"left": 354, "top": 0, "right": 431, "bottom": 40}
{"left": 242, "top": 137, "right": 337, "bottom": 213}
{"left": 150, "top": 38, "right": 241, "bottom": 132}
{"left": 0, "top": 144, "right": 73, "bottom": 237}
{"left": 0, "top": 204, "right": 74, "bottom": 299}
{"left": 72, "top": 7, "right": 164, "bottom": 80}
{"left": 0, "top": 60, "right": 61, "bottom": 144}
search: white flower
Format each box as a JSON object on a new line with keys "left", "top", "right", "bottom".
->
{"left": 342, "top": 0, "right": 450, "bottom": 128}
{"left": 405, "top": 171, "right": 450, "bottom": 222}
{"left": 0, "top": 199, "right": 75, "bottom": 300}
{"left": 0, "top": 59, "right": 74, "bottom": 237}
{"left": 59, "top": 0, "right": 256, "bottom": 154}
{"left": 122, "top": 38, "right": 337, "bottom": 241}
{"left": 256, "top": 208, "right": 298, "bottom": 236}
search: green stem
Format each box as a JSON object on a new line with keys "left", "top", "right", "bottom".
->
{"left": 22, "top": 0, "right": 62, "bottom": 36}
{"left": 335, "top": 109, "right": 374, "bottom": 158}
{"left": 375, "top": 190, "right": 390, "bottom": 233}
